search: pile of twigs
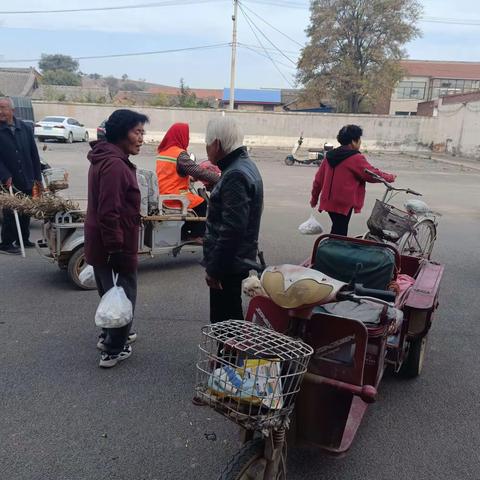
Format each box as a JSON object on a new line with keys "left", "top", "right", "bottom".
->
{"left": 0, "top": 190, "right": 83, "bottom": 221}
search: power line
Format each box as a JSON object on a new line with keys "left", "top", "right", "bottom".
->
{"left": 239, "top": 3, "right": 297, "bottom": 65}
{"left": 238, "top": 43, "right": 296, "bottom": 69}
{"left": 0, "top": 43, "right": 231, "bottom": 63}
{"left": 239, "top": 2, "right": 304, "bottom": 47}
{"left": 238, "top": 3, "right": 294, "bottom": 87}
{"left": 0, "top": 0, "right": 224, "bottom": 14}
{"left": 239, "top": 42, "right": 299, "bottom": 55}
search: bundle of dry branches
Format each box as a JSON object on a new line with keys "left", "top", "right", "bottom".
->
{"left": 0, "top": 191, "right": 83, "bottom": 221}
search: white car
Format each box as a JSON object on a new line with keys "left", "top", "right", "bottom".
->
{"left": 35, "top": 116, "right": 89, "bottom": 143}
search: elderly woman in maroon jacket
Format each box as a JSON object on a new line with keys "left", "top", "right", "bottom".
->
{"left": 310, "top": 125, "right": 396, "bottom": 237}
{"left": 85, "top": 109, "right": 149, "bottom": 368}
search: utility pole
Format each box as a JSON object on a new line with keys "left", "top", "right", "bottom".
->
{"left": 229, "top": 0, "right": 238, "bottom": 111}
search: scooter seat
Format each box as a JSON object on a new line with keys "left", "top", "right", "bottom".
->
{"left": 261, "top": 264, "right": 345, "bottom": 309}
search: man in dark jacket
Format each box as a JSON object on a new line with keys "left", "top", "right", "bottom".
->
{"left": 203, "top": 117, "right": 264, "bottom": 324}
{"left": 0, "top": 97, "right": 42, "bottom": 254}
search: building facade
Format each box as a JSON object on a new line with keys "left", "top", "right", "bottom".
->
{"left": 388, "top": 60, "right": 480, "bottom": 116}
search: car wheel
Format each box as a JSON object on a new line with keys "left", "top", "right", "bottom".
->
{"left": 66, "top": 132, "right": 73, "bottom": 144}
{"left": 83, "top": 131, "right": 89, "bottom": 142}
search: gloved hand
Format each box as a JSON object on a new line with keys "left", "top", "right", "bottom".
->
{"left": 107, "top": 252, "right": 128, "bottom": 273}
{"left": 3, "top": 177, "right": 12, "bottom": 189}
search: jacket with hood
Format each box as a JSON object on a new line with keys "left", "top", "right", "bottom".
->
{"left": 84, "top": 141, "right": 141, "bottom": 272}
{"left": 310, "top": 146, "right": 395, "bottom": 216}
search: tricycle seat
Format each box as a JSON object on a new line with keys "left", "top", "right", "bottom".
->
{"left": 314, "top": 300, "right": 402, "bottom": 328}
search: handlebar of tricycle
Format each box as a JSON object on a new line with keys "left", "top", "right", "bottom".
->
{"left": 304, "top": 372, "right": 378, "bottom": 403}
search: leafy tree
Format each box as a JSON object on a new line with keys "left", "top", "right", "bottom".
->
{"left": 39, "top": 54, "right": 79, "bottom": 73}
{"left": 297, "top": 0, "right": 422, "bottom": 113}
{"left": 121, "top": 74, "right": 129, "bottom": 81}
{"left": 88, "top": 73, "right": 102, "bottom": 80}
{"left": 42, "top": 70, "right": 81, "bottom": 86}
{"left": 174, "top": 78, "right": 209, "bottom": 108}
{"left": 103, "top": 76, "right": 120, "bottom": 96}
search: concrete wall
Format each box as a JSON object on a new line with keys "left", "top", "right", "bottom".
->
{"left": 32, "top": 100, "right": 436, "bottom": 151}
{"left": 433, "top": 100, "right": 480, "bottom": 158}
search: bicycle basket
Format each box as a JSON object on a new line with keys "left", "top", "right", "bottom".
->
{"left": 195, "top": 320, "right": 313, "bottom": 432}
{"left": 367, "top": 200, "right": 415, "bottom": 239}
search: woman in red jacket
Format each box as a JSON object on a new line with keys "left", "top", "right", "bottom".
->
{"left": 310, "top": 125, "right": 396, "bottom": 236}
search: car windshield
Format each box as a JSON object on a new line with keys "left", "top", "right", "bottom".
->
{"left": 42, "top": 117, "right": 65, "bottom": 123}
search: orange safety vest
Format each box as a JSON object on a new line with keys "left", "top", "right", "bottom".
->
{"left": 156, "top": 146, "right": 203, "bottom": 209}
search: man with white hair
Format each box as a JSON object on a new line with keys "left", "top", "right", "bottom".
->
{"left": 0, "top": 97, "right": 42, "bottom": 254}
{"left": 202, "top": 117, "right": 264, "bottom": 324}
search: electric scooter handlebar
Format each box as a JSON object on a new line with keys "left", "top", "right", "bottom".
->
{"left": 337, "top": 284, "right": 396, "bottom": 304}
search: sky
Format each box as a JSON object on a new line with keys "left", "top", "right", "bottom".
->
{"left": 0, "top": 0, "right": 479, "bottom": 89}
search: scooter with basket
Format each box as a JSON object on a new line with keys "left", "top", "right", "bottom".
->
{"left": 195, "top": 234, "right": 444, "bottom": 479}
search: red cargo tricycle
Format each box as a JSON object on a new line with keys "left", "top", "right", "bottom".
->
{"left": 195, "top": 235, "right": 444, "bottom": 479}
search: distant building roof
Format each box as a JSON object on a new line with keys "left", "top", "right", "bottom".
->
{"left": 0, "top": 67, "right": 41, "bottom": 96}
{"left": 223, "top": 88, "right": 282, "bottom": 104}
{"left": 401, "top": 60, "right": 480, "bottom": 80}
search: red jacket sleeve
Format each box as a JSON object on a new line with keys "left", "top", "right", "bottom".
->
{"left": 97, "top": 160, "right": 128, "bottom": 253}
{"left": 353, "top": 155, "right": 396, "bottom": 183}
{"left": 310, "top": 161, "right": 326, "bottom": 205}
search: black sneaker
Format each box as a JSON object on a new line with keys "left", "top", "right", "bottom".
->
{"left": 97, "top": 332, "right": 137, "bottom": 351}
{"left": 0, "top": 244, "right": 21, "bottom": 255}
{"left": 99, "top": 345, "right": 132, "bottom": 368}
{"left": 14, "top": 240, "right": 35, "bottom": 248}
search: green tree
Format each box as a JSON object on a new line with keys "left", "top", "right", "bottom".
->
{"left": 297, "top": 0, "right": 422, "bottom": 113}
{"left": 149, "top": 93, "right": 170, "bottom": 107}
{"left": 39, "top": 54, "right": 79, "bottom": 73}
{"left": 174, "top": 78, "right": 209, "bottom": 108}
{"left": 103, "top": 76, "right": 120, "bottom": 96}
{"left": 42, "top": 70, "right": 81, "bottom": 86}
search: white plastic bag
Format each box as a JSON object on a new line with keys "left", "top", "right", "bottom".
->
{"left": 298, "top": 210, "right": 324, "bottom": 235}
{"left": 95, "top": 272, "right": 133, "bottom": 328}
{"left": 78, "top": 264, "right": 96, "bottom": 289}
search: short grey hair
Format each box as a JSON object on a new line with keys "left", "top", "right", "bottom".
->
{"left": 205, "top": 117, "right": 244, "bottom": 155}
{"left": 0, "top": 97, "right": 14, "bottom": 108}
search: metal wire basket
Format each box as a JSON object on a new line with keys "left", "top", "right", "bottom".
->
{"left": 43, "top": 168, "right": 69, "bottom": 192}
{"left": 367, "top": 200, "right": 415, "bottom": 240}
{"left": 195, "top": 320, "right": 314, "bottom": 433}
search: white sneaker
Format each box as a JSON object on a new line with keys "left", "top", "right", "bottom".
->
{"left": 99, "top": 345, "right": 132, "bottom": 368}
{"left": 97, "top": 332, "right": 137, "bottom": 351}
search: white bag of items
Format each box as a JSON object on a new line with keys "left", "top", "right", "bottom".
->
{"left": 136, "top": 171, "right": 150, "bottom": 217}
{"left": 95, "top": 273, "right": 133, "bottom": 328}
{"left": 78, "top": 264, "right": 96, "bottom": 289}
{"left": 137, "top": 168, "right": 159, "bottom": 214}
{"left": 208, "top": 358, "right": 283, "bottom": 410}
{"left": 298, "top": 210, "right": 324, "bottom": 235}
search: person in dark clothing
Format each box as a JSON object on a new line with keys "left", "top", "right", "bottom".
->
{"left": 84, "top": 109, "right": 149, "bottom": 368}
{"left": 0, "top": 97, "right": 42, "bottom": 254}
{"left": 202, "top": 117, "right": 264, "bottom": 324}
{"left": 310, "top": 125, "right": 396, "bottom": 236}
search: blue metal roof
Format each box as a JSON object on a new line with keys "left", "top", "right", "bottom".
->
{"left": 223, "top": 88, "right": 282, "bottom": 104}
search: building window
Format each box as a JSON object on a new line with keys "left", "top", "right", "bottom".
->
{"left": 395, "top": 81, "right": 427, "bottom": 100}
{"left": 263, "top": 104, "right": 274, "bottom": 111}
{"left": 428, "top": 78, "right": 480, "bottom": 99}
{"left": 395, "top": 111, "right": 411, "bottom": 116}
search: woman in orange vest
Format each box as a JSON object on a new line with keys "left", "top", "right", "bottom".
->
{"left": 156, "top": 123, "right": 220, "bottom": 240}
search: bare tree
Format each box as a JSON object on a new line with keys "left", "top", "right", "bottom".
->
{"left": 297, "top": 0, "right": 422, "bottom": 113}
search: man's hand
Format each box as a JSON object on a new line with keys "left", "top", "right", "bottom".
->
{"left": 310, "top": 198, "right": 317, "bottom": 209}
{"left": 206, "top": 273, "right": 222, "bottom": 290}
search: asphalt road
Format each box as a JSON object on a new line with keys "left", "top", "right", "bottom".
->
{"left": 1, "top": 141, "right": 479, "bottom": 480}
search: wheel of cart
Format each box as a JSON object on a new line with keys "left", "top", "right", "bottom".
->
{"left": 67, "top": 246, "right": 96, "bottom": 291}
{"left": 195, "top": 320, "right": 313, "bottom": 480}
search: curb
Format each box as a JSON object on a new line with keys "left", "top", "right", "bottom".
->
{"left": 406, "top": 152, "right": 480, "bottom": 172}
